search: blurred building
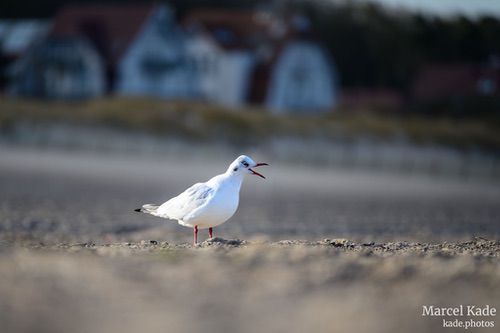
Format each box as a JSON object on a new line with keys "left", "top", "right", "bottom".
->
{"left": 115, "top": 5, "right": 194, "bottom": 98}
{"left": 0, "top": 20, "right": 50, "bottom": 90}
{"left": 412, "top": 63, "right": 500, "bottom": 101}
{"left": 6, "top": 3, "right": 338, "bottom": 113}
{"left": 8, "top": 4, "right": 165, "bottom": 99}
{"left": 183, "top": 10, "right": 338, "bottom": 113}
{"left": 339, "top": 88, "right": 403, "bottom": 110}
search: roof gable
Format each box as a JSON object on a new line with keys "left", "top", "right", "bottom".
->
{"left": 50, "top": 3, "right": 159, "bottom": 66}
{"left": 183, "top": 9, "right": 291, "bottom": 51}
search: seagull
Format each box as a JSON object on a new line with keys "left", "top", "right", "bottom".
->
{"left": 134, "top": 155, "right": 268, "bottom": 245}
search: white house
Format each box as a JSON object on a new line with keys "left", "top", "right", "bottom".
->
{"left": 265, "top": 41, "right": 337, "bottom": 113}
{"left": 9, "top": 38, "right": 104, "bottom": 99}
{"left": 184, "top": 33, "right": 254, "bottom": 106}
{"left": 0, "top": 20, "right": 51, "bottom": 91}
{"left": 116, "top": 6, "right": 195, "bottom": 98}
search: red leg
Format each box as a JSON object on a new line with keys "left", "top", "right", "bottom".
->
{"left": 193, "top": 226, "right": 198, "bottom": 245}
{"left": 209, "top": 227, "right": 213, "bottom": 238}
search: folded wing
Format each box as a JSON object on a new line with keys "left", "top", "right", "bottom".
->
{"left": 156, "top": 183, "right": 215, "bottom": 221}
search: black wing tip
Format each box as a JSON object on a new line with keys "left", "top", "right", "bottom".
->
{"left": 134, "top": 208, "right": 141, "bottom": 213}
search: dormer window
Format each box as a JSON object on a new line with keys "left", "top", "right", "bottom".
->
{"left": 141, "top": 56, "right": 182, "bottom": 77}
{"left": 213, "top": 28, "right": 235, "bottom": 44}
{"left": 477, "top": 77, "right": 496, "bottom": 95}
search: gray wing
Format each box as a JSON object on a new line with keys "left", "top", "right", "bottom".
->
{"left": 155, "top": 183, "right": 214, "bottom": 220}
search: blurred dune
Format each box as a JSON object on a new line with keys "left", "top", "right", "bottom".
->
{"left": 0, "top": 238, "right": 498, "bottom": 333}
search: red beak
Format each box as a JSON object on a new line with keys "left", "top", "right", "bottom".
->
{"left": 249, "top": 163, "right": 268, "bottom": 179}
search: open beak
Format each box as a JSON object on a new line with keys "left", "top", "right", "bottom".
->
{"left": 249, "top": 163, "right": 269, "bottom": 179}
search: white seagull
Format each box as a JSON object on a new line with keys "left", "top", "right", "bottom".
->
{"left": 135, "top": 155, "right": 268, "bottom": 245}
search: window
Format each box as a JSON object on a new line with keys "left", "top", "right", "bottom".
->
{"left": 141, "top": 56, "right": 182, "bottom": 78}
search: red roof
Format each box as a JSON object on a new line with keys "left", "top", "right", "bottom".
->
{"left": 50, "top": 3, "right": 158, "bottom": 66}
{"left": 340, "top": 88, "right": 403, "bottom": 109}
{"left": 412, "top": 64, "right": 500, "bottom": 100}
{"left": 183, "top": 9, "right": 294, "bottom": 51}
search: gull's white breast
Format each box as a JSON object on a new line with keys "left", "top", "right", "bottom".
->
{"left": 177, "top": 176, "right": 241, "bottom": 229}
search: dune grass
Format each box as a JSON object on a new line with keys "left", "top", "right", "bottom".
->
{"left": 0, "top": 96, "right": 499, "bottom": 150}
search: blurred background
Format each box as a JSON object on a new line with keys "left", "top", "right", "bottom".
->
{"left": 0, "top": 0, "right": 499, "bottom": 243}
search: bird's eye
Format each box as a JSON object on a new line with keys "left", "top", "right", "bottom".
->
{"left": 233, "top": 167, "right": 238, "bottom": 171}
{"left": 242, "top": 161, "right": 249, "bottom": 167}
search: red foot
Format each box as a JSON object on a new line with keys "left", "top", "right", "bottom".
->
{"left": 193, "top": 226, "right": 198, "bottom": 245}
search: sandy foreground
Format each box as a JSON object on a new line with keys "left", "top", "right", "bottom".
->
{"left": 0, "top": 237, "right": 499, "bottom": 333}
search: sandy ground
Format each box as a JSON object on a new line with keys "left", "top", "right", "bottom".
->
{"left": 0, "top": 237, "right": 499, "bottom": 333}
{"left": 0, "top": 146, "right": 499, "bottom": 332}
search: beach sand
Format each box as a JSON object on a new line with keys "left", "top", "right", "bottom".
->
{"left": 0, "top": 237, "right": 498, "bottom": 333}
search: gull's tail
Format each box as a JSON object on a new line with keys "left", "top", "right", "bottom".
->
{"left": 134, "top": 204, "right": 159, "bottom": 215}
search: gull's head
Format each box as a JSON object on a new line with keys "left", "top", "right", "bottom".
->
{"left": 228, "top": 155, "right": 268, "bottom": 179}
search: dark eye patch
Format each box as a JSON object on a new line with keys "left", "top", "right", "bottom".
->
{"left": 242, "top": 161, "right": 249, "bottom": 167}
